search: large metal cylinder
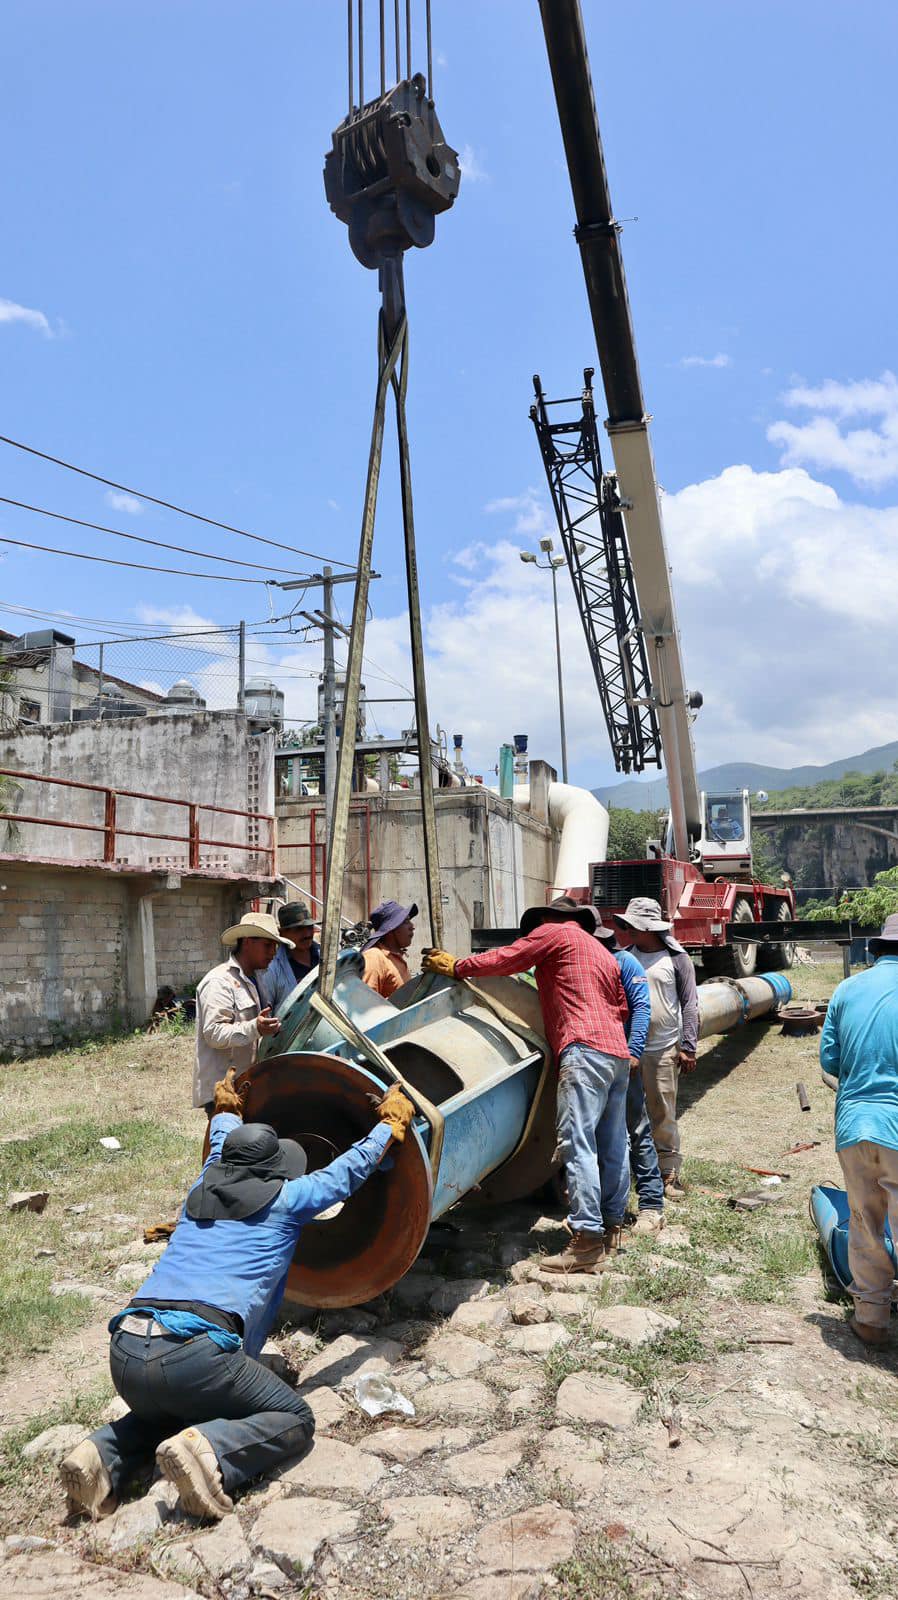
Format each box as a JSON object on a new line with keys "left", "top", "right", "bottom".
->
{"left": 244, "top": 953, "right": 554, "bottom": 1308}
{"left": 697, "top": 972, "right": 792, "bottom": 1038}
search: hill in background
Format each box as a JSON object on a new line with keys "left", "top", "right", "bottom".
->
{"left": 593, "top": 740, "right": 898, "bottom": 811}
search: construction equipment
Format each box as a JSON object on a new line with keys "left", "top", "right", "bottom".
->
{"left": 316, "top": 1, "right": 459, "bottom": 1000}
{"left": 534, "top": 0, "right": 795, "bottom": 977}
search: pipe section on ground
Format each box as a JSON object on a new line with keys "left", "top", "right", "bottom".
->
{"left": 697, "top": 972, "right": 792, "bottom": 1039}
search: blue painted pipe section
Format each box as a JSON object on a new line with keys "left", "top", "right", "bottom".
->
{"left": 759, "top": 972, "right": 793, "bottom": 1006}
{"left": 429, "top": 1058, "right": 543, "bottom": 1217}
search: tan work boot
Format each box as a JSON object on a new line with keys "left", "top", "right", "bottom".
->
{"left": 849, "top": 1314, "right": 889, "bottom": 1349}
{"left": 603, "top": 1224, "right": 625, "bottom": 1256}
{"left": 156, "top": 1428, "right": 234, "bottom": 1521}
{"left": 59, "top": 1440, "right": 115, "bottom": 1521}
{"left": 663, "top": 1172, "right": 687, "bottom": 1202}
{"left": 632, "top": 1209, "right": 665, "bottom": 1236}
{"left": 541, "top": 1230, "right": 607, "bottom": 1273}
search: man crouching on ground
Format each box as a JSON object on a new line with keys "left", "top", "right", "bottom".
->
{"left": 59, "top": 1073, "right": 414, "bottom": 1521}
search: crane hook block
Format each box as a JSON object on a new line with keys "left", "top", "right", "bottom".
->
{"left": 324, "top": 75, "right": 460, "bottom": 270}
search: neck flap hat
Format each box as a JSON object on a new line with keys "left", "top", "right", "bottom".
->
{"left": 186, "top": 1123, "right": 307, "bottom": 1222}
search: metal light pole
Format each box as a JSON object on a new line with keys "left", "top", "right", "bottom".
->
{"left": 520, "top": 538, "right": 569, "bottom": 784}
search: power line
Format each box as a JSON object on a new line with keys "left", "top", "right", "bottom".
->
{"left": 0, "top": 431, "right": 354, "bottom": 568}
{"left": 0, "top": 533, "right": 277, "bottom": 584}
{"left": 0, "top": 496, "right": 310, "bottom": 578}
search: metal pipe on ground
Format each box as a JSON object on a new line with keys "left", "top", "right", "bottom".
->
{"left": 697, "top": 972, "right": 793, "bottom": 1039}
{"left": 243, "top": 955, "right": 556, "bottom": 1308}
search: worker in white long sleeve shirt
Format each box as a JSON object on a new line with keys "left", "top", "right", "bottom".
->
{"left": 193, "top": 913, "right": 288, "bottom": 1111}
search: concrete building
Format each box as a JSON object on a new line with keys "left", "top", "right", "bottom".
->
{"left": 0, "top": 628, "right": 164, "bottom": 727}
{"left": 0, "top": 710, "right": 279, "bottom": 1055}
{"left": 276, "top": 762, "right": 575, "bottom": 962}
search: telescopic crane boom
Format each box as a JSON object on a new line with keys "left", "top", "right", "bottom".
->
{"left": 536, "top": 0, "right": 702, "bottom": 863}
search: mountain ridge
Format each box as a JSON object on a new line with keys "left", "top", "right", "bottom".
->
{"left": 593, "top": 740, "right": 898, "bottom": 811}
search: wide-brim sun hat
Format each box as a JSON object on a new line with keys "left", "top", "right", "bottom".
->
{"left": 362, "top": 900, "right": 419, "bottom": 950}
{"left": 868, "top": 913, "right": 898, "bottom": 956}
{"left": 221, "top": 912, "right": 293, "bottom": 949}
{"left": 519, "top": 897, "right": 599, "bottom": 938}
{"left": 613, "top": 896, "right": 685, "bottom": 954}
{"left": 186, "top": 1122, "right": 307, "bottom": 1222}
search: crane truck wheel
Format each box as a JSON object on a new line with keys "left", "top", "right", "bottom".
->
{"left": 758, "top": 900, "right": 796, "bottom": 972}
{"left": 702, "top": 897, "right": 757, "bottom": 979}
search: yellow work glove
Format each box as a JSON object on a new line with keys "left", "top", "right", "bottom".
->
{"left": 421, "top": 947, "right": 458, "bottom": 979}
{"left": 213, "top": 1067, "right": 247, "bottom": 1117}
{"left": 376, "top": 1084, "right": 416, "bottom": 1142}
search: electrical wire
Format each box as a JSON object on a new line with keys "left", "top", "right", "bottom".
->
{"left": 0, "top": 532, "right": 277, "bottom": 584}
{"left": 0, "top": 496, "right": 310, "bottom": 578}
{"left": 0, "top": 432, "right": 353, "bottom": 568}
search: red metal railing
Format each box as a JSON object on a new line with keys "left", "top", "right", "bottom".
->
{"left": 0, "top": 767, "right": 276, "bottom": 876}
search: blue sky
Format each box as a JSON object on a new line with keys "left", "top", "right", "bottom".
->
{"left": 3, "top": 1, "right": 898, "bottom": 790}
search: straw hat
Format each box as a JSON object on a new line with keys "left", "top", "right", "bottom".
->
{"left": 220, "top": 912, "right": 292, "bottom": 949}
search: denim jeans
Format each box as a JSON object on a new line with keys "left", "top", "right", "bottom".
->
{"left": 556, "top": 1043, "right": 630, "bottom": 1234}
{"left": 88, "top": 1324, "right": 314, "bottom": 1496}
{"left": 626, "top": 1067, "right": 665, "bottom": 1212}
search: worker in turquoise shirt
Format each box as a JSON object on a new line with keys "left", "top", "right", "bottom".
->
{"left": 59, "top": 1071, "right": 415, "bottom": 1521}
{"left": 819, "top": 913, "right": 898, "bottom": 1349}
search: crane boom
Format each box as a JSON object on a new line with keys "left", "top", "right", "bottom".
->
{"left": 537, "top": 0, "right": 702, "bottom": 858}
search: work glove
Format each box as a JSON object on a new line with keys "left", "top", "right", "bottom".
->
{"left": 213, "top": 1067, "right": 248, "bottom": 1117}
{"left": 376, "top": 1084, "right": 416, "bottom": 1143}
{"left": 421, "top": 948, "right": 458, "bottom": 979}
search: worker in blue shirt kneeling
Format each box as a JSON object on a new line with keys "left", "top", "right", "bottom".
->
{"left": 59, "top": 1071, "right": 414, "bottom": 1522}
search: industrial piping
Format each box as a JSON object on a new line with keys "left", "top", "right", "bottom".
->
{"left": 697, "top": 972, "right": 792, "bottom": 1037}
{"left": 513, "top": 781, "right": 610, "bottom": 892}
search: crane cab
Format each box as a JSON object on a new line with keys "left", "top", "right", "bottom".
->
{"left": 698, "top": 789, "right": 753, "bottom": 879}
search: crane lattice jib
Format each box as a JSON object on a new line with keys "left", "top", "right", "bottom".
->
{"left": 530, "top": 371, "right": 662, "bottom": 776}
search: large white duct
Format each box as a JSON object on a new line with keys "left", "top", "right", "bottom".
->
{"left": 515, "top": 782, "right": 609, "bottom": 895}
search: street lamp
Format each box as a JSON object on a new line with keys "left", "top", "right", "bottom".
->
{"left": 519, "top": 539, "right": 569, "bottom": 783}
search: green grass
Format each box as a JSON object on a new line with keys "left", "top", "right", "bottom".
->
{"left": 0, "top": 1378, "right": 113, "bottom": 1535}
{"left": 738, "top": 1228, "right": 818, "bottom": 1303}
{"left": 555, "top": 1534, "right": 667, "bottom": 1600}
{"left": 0, "top": 1116, "right": 196, "bottom": 1369}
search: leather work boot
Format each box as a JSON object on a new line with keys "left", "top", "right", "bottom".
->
{"left": 541, "top": 1230, "right": 607, "bottom": 1273}
{"left": 603, "top": 1224, "right": 625, "bottom": 1256}
{"left": 849, "top": 1314, "right": 889, "bottom": 1350}
{"left": 156, "top": 1428, "right": 234, "bottom": 1521}
{"left": 632, "top": 1209, "right": 665, "bottom": 1236}
{"left": 59, "top": 1440, "right": 115, "bottom": 1521}
{"left": 663, "top": 1172, "right": 687, "bottom": 1202}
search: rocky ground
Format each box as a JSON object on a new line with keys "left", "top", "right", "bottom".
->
{"left": 2, "top": 961, "right": 898, "bottom": 1599}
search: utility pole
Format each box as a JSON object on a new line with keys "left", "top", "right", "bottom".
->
{"left": 274, "top": 568, "right": 379, "bottom": 854}
{"left": 321, "top": 567, "right": 337, "bottom": 846}
{"left": 519, "top": 538, "right": 569, "bottom": 784}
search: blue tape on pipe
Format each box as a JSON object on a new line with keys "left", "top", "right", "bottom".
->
{"left": 759, "top": 972, "right": 793, "bottom": 1006}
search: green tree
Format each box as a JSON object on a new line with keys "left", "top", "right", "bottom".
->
{"left": 806, "top": 864, "right": 898, "bottom": 925}
{"left": 606, "top": 807, "right": 664, "bottom": 860}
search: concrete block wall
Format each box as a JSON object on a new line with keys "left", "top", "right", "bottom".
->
{"left": 0, "top": 862, "right": 250, "bottom": 1056}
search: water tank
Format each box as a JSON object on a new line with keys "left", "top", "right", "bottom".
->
{"left": 166, "top": 679, "right": 207, "bottom": 714}
{"left": 244, "top": 676, "right": 284, "bottom": 730}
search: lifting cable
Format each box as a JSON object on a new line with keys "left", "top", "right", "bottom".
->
{"left": 318, "top": 1, "right": 459, "bottom": 998}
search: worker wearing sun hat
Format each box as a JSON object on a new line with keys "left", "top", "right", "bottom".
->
{"left": 362, "top": 900, "right": 419, "bottom": 998}
{"left": 192, "top": 913, "right": 292, "bottom": 1112}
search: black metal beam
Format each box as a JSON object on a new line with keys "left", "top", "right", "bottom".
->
{"left": 728, "top": 921, "right": 879, "bottom": 944}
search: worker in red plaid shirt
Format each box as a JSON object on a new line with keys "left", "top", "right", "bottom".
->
{"left": 423, "top": 898, "right": 631, "bottom": 1273}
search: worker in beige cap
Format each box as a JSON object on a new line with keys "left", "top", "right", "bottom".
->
{"left": 193, "top": 914, "right": 291, "bottom": 1113}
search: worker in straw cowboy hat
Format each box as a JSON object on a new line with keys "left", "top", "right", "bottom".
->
{"left": 422, "top": 896, "right": 630, "bottom": 1273}
{"left": 59, "top": 1068, "right": 416, "bottom": 1522}
{"left": 820, "top": 912, "right": 898, "bottom": 1348}
{"left": 193, "top": 913, "right": 292, "bottom": 1114}
{"left": 612, "top": 897, "right": 699, "bottom": 1202}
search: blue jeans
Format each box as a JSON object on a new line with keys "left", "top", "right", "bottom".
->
{"left": 627, "top": 1068, "right": 665, "bottom": 1212}
{"left": 88, "top": 1324, "right": 314, "bottom": 1497}
{"left": 556, "top": 1043, "right": 630, "bottom": 1234}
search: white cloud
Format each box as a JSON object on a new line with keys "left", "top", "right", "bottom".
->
{"left": 458, "top": 144, "right": 489, "bottom": 184}
{"left": 485, "top": 487, "right": 553, "bottom": 539}
{"left": 680, "top": 352, "right": 731, "bottom": 369}
{"left": 0, "top": 297, "right": 51, "bottom": 337}
{"left": 768, "top": 370, "right": 898, "bottom": 488}
{"left": 106, "top": 489, "right": 143, "bottom": 516}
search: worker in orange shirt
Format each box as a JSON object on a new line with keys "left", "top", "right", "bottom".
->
{"left": 362, "top": 900, "right": 417, "bottom": 998}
